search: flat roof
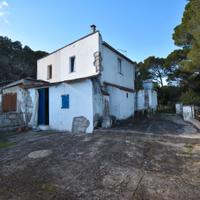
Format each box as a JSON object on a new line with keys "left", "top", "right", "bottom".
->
{"left": 2, "top": 78, "right": 49, "bottom": 90}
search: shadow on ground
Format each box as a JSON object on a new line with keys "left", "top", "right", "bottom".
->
{"left": 0, "top": 114, "right": 200, "bottom": 200}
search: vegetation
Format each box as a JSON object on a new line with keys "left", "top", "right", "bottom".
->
{"left": 0, "top": 36, "right": 48, "bottom": 84}
{"left": 0, "top": 141, "right": 15, "bottom": 149}
{"left": 180, "top": 90, "right": 200, "bottom": 106}
{"left": 137, "top": 0, "right": 200, "bottom": 108}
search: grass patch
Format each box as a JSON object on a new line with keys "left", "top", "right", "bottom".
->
{"left": 0, "top": 141, "right": 16, "bottom": 149}
{"left": 184, "top": 144, "right": 194, "bottom": 154}
{"left": 41, "top": 183, "right": 57, "bottom": 193}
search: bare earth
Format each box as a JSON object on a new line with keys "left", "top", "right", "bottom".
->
{"left": 0, "top": 114, "right": 200, "bottom": 200}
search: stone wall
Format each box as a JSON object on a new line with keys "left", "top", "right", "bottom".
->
{"left": 0, "top": 112, "right": 25, "bottom": 128}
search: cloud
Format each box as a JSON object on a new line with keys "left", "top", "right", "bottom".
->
{"left": 0, "top": 1, "right": 9, "bottom": 23}
{"left": 0, "top": 1, "right": 8, "bottom": 9}
{"left": 0, "top": 11, "right": 5, "bottom": 17}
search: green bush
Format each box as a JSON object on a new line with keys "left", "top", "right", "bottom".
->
{"left": 180, "top": 90, "right": 200, "bottom": 106}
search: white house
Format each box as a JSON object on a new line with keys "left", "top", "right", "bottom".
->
{"left": 36, "top": 26, "right": 136, "bottom": 133}
{"left": 0, "top": 26, "right": 137, "bottom": 133}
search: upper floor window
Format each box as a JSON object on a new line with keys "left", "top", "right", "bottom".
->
{"left": 118, "top": 58, "right": 122, "bottom": 75}
{"left": 70, "top": 56, "right": 75, "bottom": 73}
{"left": 47, "top": 65, "right": 52, "bottom": 80}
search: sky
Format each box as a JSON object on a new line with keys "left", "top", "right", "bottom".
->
{"left": 0, "top": 0, "right": 187, "bottom": 62}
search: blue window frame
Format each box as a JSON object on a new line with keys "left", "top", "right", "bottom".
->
{"left": 61, "top": 95, "right": 69, "bottom": 109}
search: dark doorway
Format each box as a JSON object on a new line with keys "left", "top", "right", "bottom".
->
{"left": 38, "top": 88, "right": 49, "bottom": 125}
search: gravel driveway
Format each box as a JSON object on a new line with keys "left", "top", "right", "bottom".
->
{"left": 0, "top": 114, "right": 200, "bottom": 200}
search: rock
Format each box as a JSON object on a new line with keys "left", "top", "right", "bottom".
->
{"left": 72, "top": 116, "right": 90, "bottom": 134}
{"left": 28, "top": 149, "right": 52, "bottom": 159}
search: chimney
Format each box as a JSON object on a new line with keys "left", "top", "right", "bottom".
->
{"left": 90, "top": 24, "right": 96, "bottom": 33}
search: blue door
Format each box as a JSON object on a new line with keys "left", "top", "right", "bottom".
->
{"left": 38, "top": 88, "right": 49, "bottom": 125}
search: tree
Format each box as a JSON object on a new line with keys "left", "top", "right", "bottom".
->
{"left": 0, "top": 36, "right": 48, "bottom": 82}
{"left": 173, "top": 0, "right": 200, "bottom": 72}
{"left": 142, "top": 56, "right": 166, "bottom": 87}
{"left": 164, "top": 49, "right": 189, "bottom": 85}
{"left": 135, "top": 62, "right": 152, "bottom": 90}
{"left": 180, "top": 90, "right": 200, "bottom": 106}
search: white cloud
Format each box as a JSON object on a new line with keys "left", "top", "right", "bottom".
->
{"left": 0, "top": 1, "right": 8, "bottom": 9}
{"left": 0, "top": 1, "right": 8, "bottom": 23}
{"left": 0, "top": 11, "right": 5, "bottom": 17}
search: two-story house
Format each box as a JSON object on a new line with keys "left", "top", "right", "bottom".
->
{"left": 0, "top": 26, "right": 136, "bottom": 133}
{"left": 35, "top": 25, "right": 136, "bottom": 133}
{"left": 37, "top": 26, "right": 135, "bottom": 132}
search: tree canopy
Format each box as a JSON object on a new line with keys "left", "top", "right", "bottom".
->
{"left": 173, "top": 0, "right": 200, "bottom": 72}
{"left": 136, "top": 0, "right": 200, "bottom": 107}
{"left": 0, "top": 36, "right": 48, "bottom": 83}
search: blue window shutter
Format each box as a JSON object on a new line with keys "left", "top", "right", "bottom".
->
{"left": 61, "top": 95, "right": 69, "bottom": 109}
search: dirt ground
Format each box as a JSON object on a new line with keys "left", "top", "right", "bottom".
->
{"left": 0, "top": 114, "right": 200, "bottom": 200}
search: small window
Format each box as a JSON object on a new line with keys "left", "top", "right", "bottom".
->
{"left": 70, "top": 56, "right": 75, "bottom": 73}
{"left": 61, "top": 95, "right": 69, "bottom": 109}
{"left": 2, "top": 93, "right": 17, "bottom": 112}
{"left": 126, "top": 93, "right": 129, "bottom": 98}
{"left": 47, "top": 65, "right": 52, "bottom": 80}
{"left": 118, "top": 58, "right": 122, "bottom": 74}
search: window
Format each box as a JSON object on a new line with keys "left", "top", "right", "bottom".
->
{"left": 2, "top": 93, "right": 17, "bottom": 112}
{"left": 47, "top": 65, "right": 52, "bottom": 80}
{"left": 61, "top": 95, "right": 69, "bottom": 109}
{"left": 126, "top": 93, "right": 129, "bottom": 98}
{"left": 118, "top": 58, "right": 122, "bottom": 74}
{"left": 70, "top": 56, "right": 75, "bottom": 73}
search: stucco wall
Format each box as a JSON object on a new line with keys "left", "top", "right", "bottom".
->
{"left": 37, "top": 32, "right": 100, "bottom": 83}
{"left": 3, "top": 86, "right": 23, "bottom": 113}
{"left": 149, "top": 90, "right": 158, "bottom": 110}
{"left": 107, "top": 86, "right": 135, "bottom": 120}
{"left": 101, "top": 45, "right": 135, "bottom": 89}
{"left": 183, "top": 105, "right": 194, "bottom": 121}
{"left": 49, "top": 79, "right": 94, "bottom": 133}
{"left": 92, "top": 78, "right": 103, "bottom": 118}
{"left": 28, "top": 89, "right": 39, "bottom": 127}
{"left": 136, "top": 90, "right": 158, "bottom": 111}
{"left": 0, "top": 93, "right": 2, "bottom": 112}
{"left": 2, "top": 86, "right": 37, "bottom": 126}
{"left": 176, "top": 103, "right": 183, "bottom": 115}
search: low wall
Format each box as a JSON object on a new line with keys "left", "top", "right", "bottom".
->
{"left": 0, "top": 112, "right": 25, "bottom": 128}
{"left": 175, "top": 103, "right": 183, "bottom": 115}
{"left": 183, "top": 105, "right": 195, "bottom": 121}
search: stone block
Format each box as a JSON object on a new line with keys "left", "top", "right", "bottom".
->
{"left": 72, "top": 116, "right": 90, "bottom": 134}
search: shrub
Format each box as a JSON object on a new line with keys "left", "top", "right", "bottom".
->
{"left": 180, "top": 90, "right": 200, "bottom": 106}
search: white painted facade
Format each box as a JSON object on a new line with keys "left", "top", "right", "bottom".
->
{"left": 99, "top": 43, "right": 136, "bottom": 120}
{"left": 107, "top": 86, "right": 135, "bottom": 119}
{"left": 0, "top": 93, "right": 2, "bottom": 112}
{"left": 36, "top": 31, "right": 137, "bottom": 132}
{"left": 182, "top": 105, "right": 195, "bottom": 121}
{"left": 49, "top": 80, "right": 93, "bottom": 133}
{"left": 28, "top": 89, "right": 39, "bottom": 127}
{"left": 101, "top": 44, "right": 135, "bottom": 89}
{"left": 175, "top": 103, "right": 183, "bottom": 115}
{"left": 1, "top": 85, "right": 38, "bottom": 126}
{"left": 136, "top": 90, "right": 158, "bottom": 111}
{"left": 37, "top": 32, "right": 100, "bottom": 83}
